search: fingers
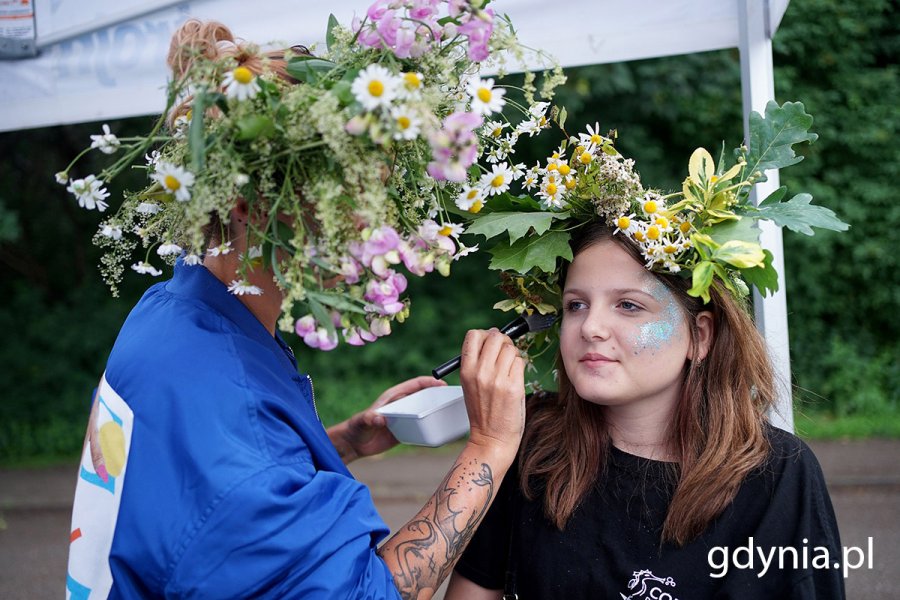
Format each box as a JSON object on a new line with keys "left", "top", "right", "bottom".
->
{"left": 374, "top": 375, "right": 447, "bottom": 409}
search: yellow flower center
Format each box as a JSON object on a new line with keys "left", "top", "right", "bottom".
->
{"left": 617, "top": 216, "right": 631, "bottom": 230}
{"left": 558, "top": 164, "right": 571, "bottom": 176}
{"left": 655, "top": 216, "right": 669, "bottom": 229}
{"left": 397, "top": 115, "right": 411, "bottom": 130}
{"left": 664, "top": 244, "right": 678, "bottom": 254}
{"left": 634, "top": 231, "right": 646, "bottom": 242}
{"left": 403, "top": 72, "right": 421, "bottom": 89}
{"left": 575, "top": 146, "right": 585, "bottom": 155}
{"left": 590, "top": 133, "right": 602, "bottom": 144}
{"left": 647, "top": 225, "right": 661, "bottom": 240}
{"left": 547, "top": 163, "right": 558, "bottom": 172}
{"left": 470, "top": 200, "right": 484, "bottom": 213}
{"left": 439, "top": 225, "right": 453, "bottom": 236}
{"left": 545, "top": 183, "right": 558, "bottom": 195}
{"left": 565, "top": 178, "right": 577, "bottom": 190}
{"left": 164, "top": 174, "right": 181, "bottom": 191}
{"left": 491, "top": 174, "right": 505, "bottom": 188}
{"left": 579, "top": 151, "right": 592, "bottom": 165}
{"left": 539, "top": 116, "right": 548, "bottom": 127}
{"left": 467, "top": 189, "right": 479, "bottom": 200}
{"left": 477, "top": 87, "right": 492, "bottom": 103}
{"left": 644, "top": 200, "right": 658, "bottom": 214}
{"left": 233, "top": 66, "right": 253, "bottom": 84}
{"left": 679, "top": 221, "right": 692, "bottom": 234}
{"left": 492, "top": 127, "right": 503, "bottom": 137}
{"left": 368, "top": 80, "right": 385, "bottom": 97}
{"left": 185, "top": 109, "right": 193, "bottom": 121}
{"left": 710, "top": 175, "right": 720, "bottom": 183}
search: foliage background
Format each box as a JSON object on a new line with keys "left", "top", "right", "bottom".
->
{"left": 1, "top": 0, "right": 897, "bottom": 463}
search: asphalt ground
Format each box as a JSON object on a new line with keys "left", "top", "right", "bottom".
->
{"left": 1, "top": 438, "right": 897, "bottom": 599}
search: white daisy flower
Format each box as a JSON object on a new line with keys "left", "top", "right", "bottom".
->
{"left": 223, "top": 66, "right": 261, "bottom": 101}
{"left": 613, "top": 214, "right": 638, "bottom": 236}
{"left": 55, "top": 172, "right": 68, "bottom": 184}
{"left": 157, "top": 242, "right": 183, "bottom": 256}
{"left": 455, "top": 185, "right": 485, "bottom": 213}
{"left": 453, "top": 243, "right": 479, "bottom": 260}
{"left": 397, "top": 71, "right": 424, "bottom": 99}
{"left": 136, "top": 202, "right": 161, "bottom": 215}
{"left": 640, "top": 193, "right": 664, "bottom": 217}
{"left": 483, "top": 120, "right": 508, "bottom": 138}
{"left": 100, "top": 224, "right": 123, "bottom": 240}
{"left": 467, "top": 77, "right": 506, "bottom": 116}
{"left": 183, "top": 253, "right": 204, "bottom": 266}
{"left": 510, "top": 162, "right": 527, "bottom": 180}
{"left": 480, "top": 162, "right": 513, "bottom": 196}
{"left": 579, "top": 121, "right": 607, "bottom": 146}
{"left": 438, "top": 222, "right": 465, "bottom": 238}
{"left": 537, "top": 175, "right": 566, "bottom": 208}
{"left": 66, "top": 175, "right": 110, "bottom": 212}
{"left": 144, "top": 150, "right": 161, "bottom": 168}
{"left": 351, "top": 64, "right": 399, "bottom": 111}
{"left": 390, "top": 105, "right": 421, "bottom": 140}
{"left": 228, "top": 280, "right": 264, "bottom": 295}
{"left": 516, "top": 119, "right": 542, "bottom": 137}
{"left": 90, "top": 124, "right": 121, "bottom": 154}
{"left": 207, "top": 241, "right": 233, "bottom": 257}
{"left": 152, "top": 162, "right": 195, "bottom": 202}
{"left": 131, "top": 261, "right": 162, "bottom": 276}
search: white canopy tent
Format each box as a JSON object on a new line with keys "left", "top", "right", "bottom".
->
{"left": 0, "top": 0, "right": 795, "bottom": 431}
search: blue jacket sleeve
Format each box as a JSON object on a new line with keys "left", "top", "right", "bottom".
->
{"left": 164, "top": 461, "right": 401, "bottom": 599}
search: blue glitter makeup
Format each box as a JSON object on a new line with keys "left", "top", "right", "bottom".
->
{"left": 630, "top": 280, "right": 683, "bottom": 355}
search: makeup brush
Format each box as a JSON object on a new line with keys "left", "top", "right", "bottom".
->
{"left": 431, "top": 313, "right": 557, "bottom": 380}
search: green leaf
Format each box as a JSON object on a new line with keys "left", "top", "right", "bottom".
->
{"left": 326, "top": 14, "right": 339, "bottom": 52}
{"left": 740, "top": 249, "right": 779, "bottom": 296}
{"left": 235, "top": 115, "right": 274, "bottom": 141}
{"left": 493, "top": 299, "right": 519, "bottom": 312}
{"left": 687, "top": 260, "right": 715, "bottom": 303}
{"left": 467, "top": 211, "right": 566, "bottom": 244}
{"left": 558, "top": 106, "right": 568, "bottom": 129}
{"left": 706, "top": 217, "right": 760, "bottom": 246}
{"left": 758, "top": 185, "right": 788, "bottom": 206}
{"left": 712, "top": 240, "right": 766, "bottom": 269}
{"left": 286, "top": 57, "right": 336, "bottom": 83}
{"left": 755, "top": 193, "right": 850, "bottom": 236}
{"left": 745, "top": 101, "right": 818, "bottom": 181}
{"left": 306, "top": 296, "right": 336, "bottom": 337}
{"left": 481, "top": 193, "right": 543, "bottom": 213}
{"left": 331, "top": 80, "right": 354, "bottom": 105}
{"left": 488, "top": 231, "right": 572, "bottom": 274}
{"left": 307, "top": 291, "right": 366, "bottom": 314}
{"left": 689, "top": 148, "right": 715, "bottom": 186}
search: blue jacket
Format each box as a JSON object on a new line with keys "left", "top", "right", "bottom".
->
{"left": 67, "top": 261, "right": 400, "bottom": 599}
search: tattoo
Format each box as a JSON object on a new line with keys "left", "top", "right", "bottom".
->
{"left": 381, "top": 459, "right": 494, "bottom": 599}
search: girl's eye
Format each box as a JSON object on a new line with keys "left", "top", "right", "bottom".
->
{"left": 618, "top": 300, "right": 642, "bottom": 312}
{"left": 565, "top": 300, "right": 587, "bottom": 312}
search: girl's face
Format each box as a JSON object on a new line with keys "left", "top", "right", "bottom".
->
{"left": 560, "top": 240, "right": 706, "bottom": 413}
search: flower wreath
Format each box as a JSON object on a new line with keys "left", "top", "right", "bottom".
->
{"left": 57, "top": 0, "right": 562, "bottom": 350}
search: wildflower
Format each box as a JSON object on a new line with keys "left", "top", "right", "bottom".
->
{"left": 398, "top": 72, "right": 424, "bottom": 99}
{"left": 89, "top": 124, "right": 121, "bottom": 154}
{"left": 136, "top": 202, "right": 161, "bottom": 215}
{"left": 183, "top": 253, "right": 204, "bottom": 266}
{"left": 100, "top": 224, "right": 123, "bottom": 240}
{"left": 370, "top": 317, "right": 392, "bottom": 337}
{"left": 157, "top": 242, "right": 183, "bottom": 256}
{"left": 426, "top": 111, "right": 482, "bottom": 182}
{"left": 364, "top": 271, "right": 407, "bottom": 315}
{"left": 301, "top": 327, "right": 339, "bottom": 351}
{"left": 579, "top": 122, "right": 606, "bottom": 146}
{"left": 295, "top": 315, "right": 318, "bottom": 338}
{"left": 613, "top": 214, "right": 637, "bottom": 236}
{"left": 467, "top": 77, "right": 506, "bottom": 115}
{"left": 145, "top": 150, "right": 161, "bottom": 168}
{"left": 223, "top": 66, "right": 261, "bottom": 101}
{"left": 438, "top": 222, "right": 465, "bottom": 238}
{"left": 227, "top": 280, "right": 264, "bottom": 295}
{"left": 458, "top": 7, "right": 495, "bottom": 61}
{"left": 480, "top": 162, "right": 513, "bottom": 196}
{"left": 131, "top": 262, "right": 163, "bottom": 276}
{"left": 66, "top": 175, "right": 110, "bottom": 212}
{"left": 152, "top": 162, "right": 195, "bottom": 202}
{"left": 55, "top": 172, "right": 68, "bottom": 184}
{"left": 351, "top": 64, "right": 398, "bottom": 111}
{"left": 207, "top": 241, "right": 233, "bottom": 257}
{"left": 484, "top": 120, "right": 508, "bottom": 138}
{"left": 454, "top": 243, "right": 479, "bottom": 260}
{"left": 390, "top": 105, "right": 421, "bottom": 140}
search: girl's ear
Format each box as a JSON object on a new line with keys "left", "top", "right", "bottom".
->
{"left": 691, "top": 311, "right": 714, "bottom": 361}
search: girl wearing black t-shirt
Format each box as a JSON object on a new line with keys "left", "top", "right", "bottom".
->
{"left": 447, "top": 223, "right": 844, "bottom": 599}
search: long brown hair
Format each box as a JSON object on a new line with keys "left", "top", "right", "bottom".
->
{"left": 519, "top": 222, "right": 775, "bottom": 545}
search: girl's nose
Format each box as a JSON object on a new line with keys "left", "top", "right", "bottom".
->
{"left": 580, "top": 307, "right": 611, "bottom": 342}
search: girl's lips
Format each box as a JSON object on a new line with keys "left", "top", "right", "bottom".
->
{"left": 580, "top": 353, "right": 615, "bottom": 364}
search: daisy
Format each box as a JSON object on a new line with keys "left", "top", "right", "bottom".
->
{"left": 90, "top": 124, "right": 121, "bottom": 154}
{"left": 456, "top": 185, "right": 485, "bottom": 213}
{"left": 480, "top": 162, "right": 513, "bottom": 196}
{"left": 438, "top": 222, "right": 465, "bottom": 238}
{"left": 578, "top": 121, "right": 606, "bottom": 146}
{"left": 152, "top": 162, "right": 195, "bottom": 202}
{"left": 390, "top": 105, "right": 421, "bottom": 140}
{"left": 397, "top": 71, "right": 424, "bottom": 99}
{"left": 613, "top": 214, "right": 638, "bottom": 236}
{"left": 351, "top": 64, "right": 399, "bottom": 111}
{"left": 483, "top": 120, "right": 508, "bottom": 139}
{"left": 227, "top": 280, "right": 264, "bottom": 296}
{"left": 223, "top": 66, "right": 260, "bottom": 101}
{"left": 537, "top": 175, "right": 566, "bottom": 208}
{"left": 453, "top": 243, "right": 479, "bottom": 260}
{"left": 131, "top": 261, "right": 162, "bottom": 276}
{"left": 157, "top": 242, "right": 183, "bottom": 256}
{"left": 466, "top": 77, "right": 506, "bottom": 116}
{"left": 640, "top": 193, "right": 663, "bottom": 217}
{"left": 66, "top": 175, "right": 110, "bottom": 212}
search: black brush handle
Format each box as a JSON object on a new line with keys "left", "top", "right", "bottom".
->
{"left": 431, "top": 317, "right": 529, "bottom": 380}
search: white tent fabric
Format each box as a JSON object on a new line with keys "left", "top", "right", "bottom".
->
{"left": 0, "top": 0, "right": 795, "bottom": 430}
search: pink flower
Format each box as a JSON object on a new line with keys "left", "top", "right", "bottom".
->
{"left": 340, "top": 257, "right": 363, "bottom": 284}
{"left": 427, "top": 111, "right": 482, "bottom": 182}
{"left": 302, "top": 327, "right": 339, "bottom": 351}
{"left": 370, "top": 317, "right": 392, "bottom": 337}
{"left": 295, "top": 315, "right": 317, "bottom": 337}
{"left": 459, "top": 8, "right": 494, "bottom": 61}
{"left": 364, "top": 271, "right": 407, "bottom": 315}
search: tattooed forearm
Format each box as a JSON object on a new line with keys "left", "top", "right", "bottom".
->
{"left": 378, "top": 457, "right": 496, "bottom": 600}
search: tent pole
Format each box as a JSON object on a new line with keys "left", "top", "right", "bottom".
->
{"left": 738, "top": 0, "right": 794, "bottom": 433}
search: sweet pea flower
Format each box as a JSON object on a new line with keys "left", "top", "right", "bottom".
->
{"left": 303, "top": 327, "right": 339, "bottom": 351}
{"left": 295, "top": 315, "right": 317, "bottom": 337}
{"left": 370, "top": 317, "right": 392, "bottom": 337}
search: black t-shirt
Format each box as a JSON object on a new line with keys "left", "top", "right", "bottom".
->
{"left": 455, "top": 422, "right": 845, "bottom": 599}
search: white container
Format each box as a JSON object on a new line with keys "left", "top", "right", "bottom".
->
{"left": 375, "top": 385, "right": 469, "bottom": 447}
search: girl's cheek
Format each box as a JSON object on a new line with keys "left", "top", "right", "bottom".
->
{"left": 628, "top": 287, "right": 683, "bottom": 356}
